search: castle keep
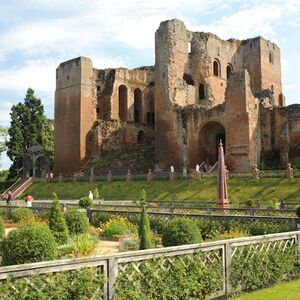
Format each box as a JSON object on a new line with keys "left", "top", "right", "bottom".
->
{"left": 54, "top": 19, "right": 300, "bottom": 175}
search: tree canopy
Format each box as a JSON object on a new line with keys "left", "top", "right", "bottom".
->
{"left": 6, "top": 88, "right": 53, "bottom": 178}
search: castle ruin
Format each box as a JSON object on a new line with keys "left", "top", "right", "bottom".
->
{"left": 54, "top": 19, "right": 300, "bottom": 175}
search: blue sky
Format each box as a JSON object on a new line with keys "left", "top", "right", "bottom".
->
{"left": 1, "top": 0, "right": 300, "bottom": 169}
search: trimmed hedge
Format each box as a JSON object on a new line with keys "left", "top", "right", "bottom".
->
{"left": 162, "top": 218, "right": 201, "bottom": 247}
{"left": 49, "top": 200, "right": 69, "bottom": 244}
{"left": 65, "top": 210, "right": 89, "bottom": 235}
{"left": 1, "top": 223, "right": 57, "bottom": 266}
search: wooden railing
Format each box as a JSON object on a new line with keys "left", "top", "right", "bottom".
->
{"left": 0, "top": 231, "right": 299, "bottom": 299}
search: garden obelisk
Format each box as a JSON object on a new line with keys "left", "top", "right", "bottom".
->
{"left": 216, "top": 140, "right": 229, "bottom": 208}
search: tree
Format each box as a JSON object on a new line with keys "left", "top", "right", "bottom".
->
{"left": 6, "top": 88, "right": 53, "bottom": 178}
{"left": 138, "top": 189, "right": 152, "bottom": 250}
{"left": 48, "top": 197, "right": 69, "bottom": 244}
{"left": 0, "top": 126, "right": 8, "bottom": 168}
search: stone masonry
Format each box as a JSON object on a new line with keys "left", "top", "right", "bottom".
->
{"left": 54, "top": 19, "right": 300, "bottom": 175}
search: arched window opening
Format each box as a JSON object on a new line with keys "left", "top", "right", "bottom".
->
{"left": 199, "top": 84, "right": 205, "bottom": 100}
{"left": 134, "top": 88, "right": 142, "bottom": 123}
{"left": 137, "top": 130, "right": 146, "bottom": 144}
{"left": 183, "top": 73, "right": 194, "bottom": 86}
{"left": 213, "top": 60, "right": 220, "bottom": 77}
{"left": 118, "top": 85, "right": 127, "bottom": 121}
{"left": 226, "top": 65, "right": 233, "bottom": 79}
{"left": 269, "top": 52, "right": 273, "bottom": 63}
{"left": 188, "top": 42, "right": 192, "bottom": 54}
{"left": 271, "top": 85, "right": 274, "bottom": 92}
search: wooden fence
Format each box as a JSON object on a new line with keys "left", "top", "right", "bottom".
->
{"left": 0, "top": 231, "right": 299, "bottom": 299}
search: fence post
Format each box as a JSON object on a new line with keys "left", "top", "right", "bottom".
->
{"left": 108, "top": 258, "right": 118, "bottom": 300}
{"left": 225, "top": 241, "right": 232, "bottom": 297}
{"left": 290, "top": 218, "right": 297, "bottom": 230}
{"left": 87, "top": 209, "right": 92, "bottom": 224}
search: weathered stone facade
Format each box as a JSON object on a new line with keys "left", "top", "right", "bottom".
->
{"left": 54, "top": 19, "right": 300, "bottom": 175}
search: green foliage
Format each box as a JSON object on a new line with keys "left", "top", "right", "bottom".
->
{"left": 49, "top": 199, "right": 69, "bottom": 244}
{"left": 231, "top": 245, "right": 299, "bottom": 293}
{"left": 119, "top": 233, "right": 139, "bottom": 252}
{"left": 6, "top": 88, "right": 53, "bottom": 178}
{"left": 116, "top": 251, "right": 222, "bottom": 299}
{"left": 0, "top": 267, "right": 104, "bottom": 299}
{"left": 100, "top": 216, "right": 137, "bottom": 238}
{"left": 93, "top": 187, "right": 100, "bottom": 199}
{"left": 295, "top": 206, "right": 300, "bottom": 217}
{"left": 139, "top": 206, "right": 152, "bottom": 250}
{"left": 0, "top": 216, "right": 4, "bottom": 239}
{"left": 65, "top": 209, "right": 89, "bottom": 235}
{"left": 11, "top": 208, "right": 35, "bottom": 224}
{"left": 52, "top": 191, "right": 59, "bottom": 200}
{"left": 1, "top": 223, "right": 57, "bottom": 266}
{"left": 162, "top": 218, "right": 201, "bottom": 247}
{"left": 58, "top": 233, "right": 98, "bottom": 258}
{"left": 79, "top": 196, "right": 93, "bottom": 209}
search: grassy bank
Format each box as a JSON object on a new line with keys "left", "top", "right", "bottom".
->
{"left": 234, "top": 279, "right": 300, "bottom": 300}
{"left": 23, "top": 177, "right": 300, "bottom": 203}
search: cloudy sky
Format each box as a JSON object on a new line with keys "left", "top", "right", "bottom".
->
{"left": 1, "top": 0, "right": 300, "bottom": 169}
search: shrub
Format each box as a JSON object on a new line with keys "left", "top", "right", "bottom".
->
{"left": 296, "top": 206, "right": 300, "bottom": 218}
{"left": 11, "top": 208, "right": 35, "bottom": 224}
{"left": 162, "top": 218, "right": 201, "bottom": 247}
{"left": 90, "top": 212, "right": 112, "bottom": 227}
{"left": 0, "top": 216, "right": 4, "bottom": 239}
{"left": 1, "top": 223, "right": 57, "bottom": 266}
{"left": 119, "top": 233, "right": 139, "bottom": 252}
{"left": 139, "top": 205, "right": 152, "bottom": 250}
{"left": 244, "top": 199, "right": 255, "bottom": 208}
{"left": 93, "top": 188, "right": 100, "bottom": 200}
{"left": 49, "top": 199, "right": 69, "bottom": 244}
{"left": 101, "top": 216, "right": 137, "bottom": 238}
{"left": 58, "top": 233, "right": 98, "bottom": 258}
{"left": 79, "top": 197, "right": 93, "bottom": 209}
{"left": 65, "top": 210, "right": 89, "bottom": 235}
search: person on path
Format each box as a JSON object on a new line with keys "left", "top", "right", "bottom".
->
{"left": 24, "top": 194, "right": 34, "bottom": 208}
{"left": 88, "top": 191, "right": 94, "bottom": 200}
{"left": 6, "top": 191, "right": 13, "bottom": 206}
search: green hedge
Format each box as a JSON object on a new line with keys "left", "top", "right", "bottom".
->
{"left": 0, "top": 267, "right": 104, "bottom": 299}
{"left": 1, "top": 223, "right": 57, "bottom": 266}
{"left": 65, "top": 210, "right": 89, "bottom": 235}
{"left": 162, "top": 218, "right": 201, "bottom": 247}
{"left": 116, "top": 251, "right": 222, "bottom": 300}
{"left": 90, "top": 212, "right": 292, "bottom": 241}
{"left": 231, "top": 244, "right": 299, "bottom": 293}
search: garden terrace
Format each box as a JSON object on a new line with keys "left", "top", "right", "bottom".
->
{"left": 0, "top": 231, "right": 299, "bottom": 299}
{"left": 17, "top": 177, "right": 300, "bottom": 205}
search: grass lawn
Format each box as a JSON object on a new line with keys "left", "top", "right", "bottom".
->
{"left": 234, "top": 279, "right": 300, "bottom": 300}
{"left": 22, "top": 177, "right": 300, "bottom": 203}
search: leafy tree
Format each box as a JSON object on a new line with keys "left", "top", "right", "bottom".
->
{"left": 49, "top": 199, "right": 69, "bottom": 244}
{"left": 6, "top": 88, "right": 53, "bottom": 178}
{"left": 0, "top": 126, "right": 8, "bottom": 156}
{"left": 138, "top": 189, "right": 152, "bottom": 250}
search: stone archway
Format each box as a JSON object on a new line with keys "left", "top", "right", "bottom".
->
{"left": 199, "top": 121, "right": 225, "bottom": 166}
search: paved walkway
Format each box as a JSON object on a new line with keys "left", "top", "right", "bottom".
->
{"left": 92, "top": 240, "right": 119, "bottom": 255}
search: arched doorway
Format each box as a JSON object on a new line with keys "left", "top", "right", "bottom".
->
{"left": 199, "top": 121, "right": 225, "bottom": 165}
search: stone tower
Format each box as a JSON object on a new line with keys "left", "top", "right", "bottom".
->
{"left": 54, "top": 57, "right": 96, "bottom": 175}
